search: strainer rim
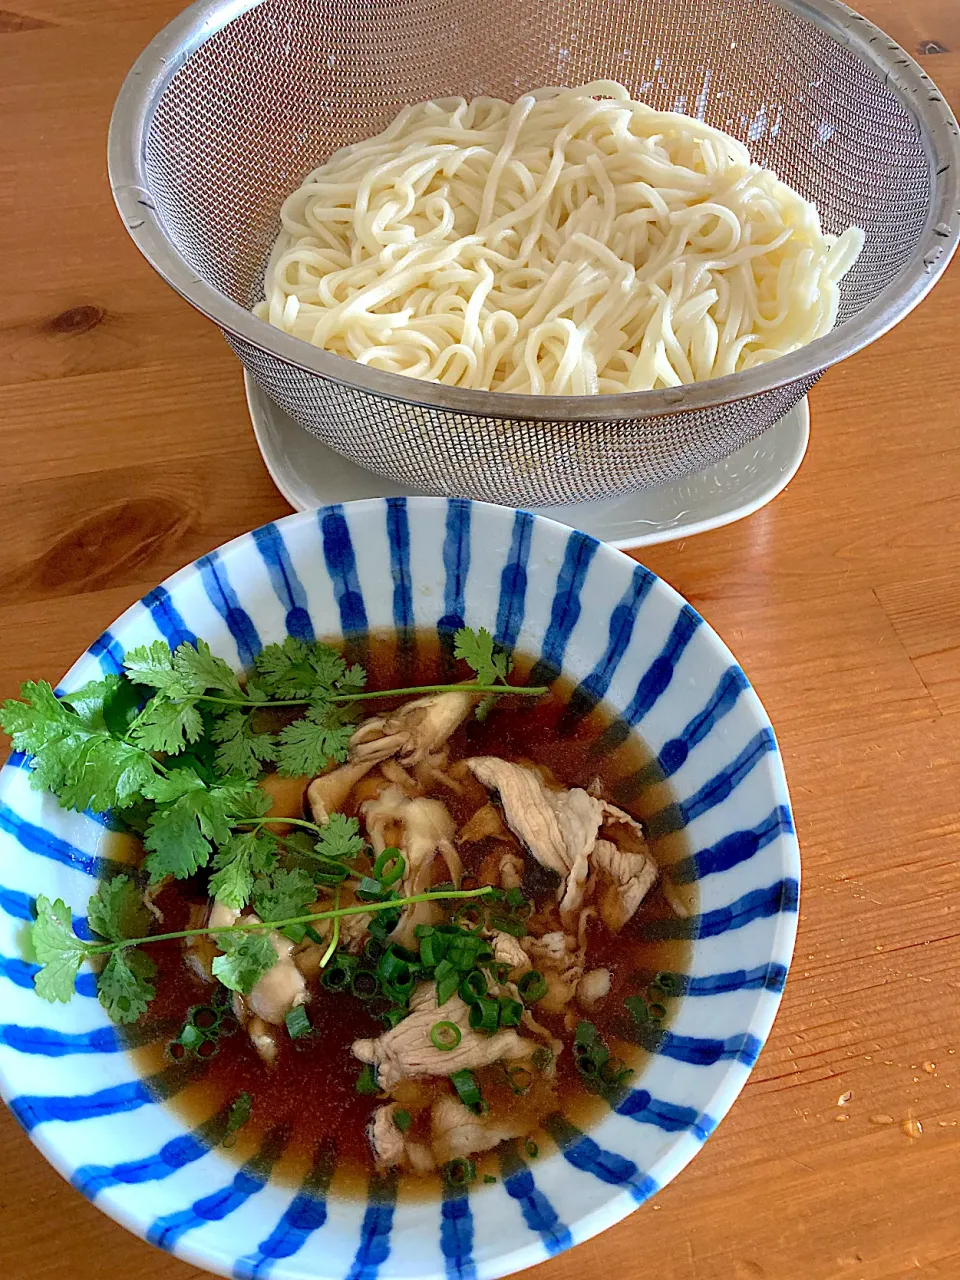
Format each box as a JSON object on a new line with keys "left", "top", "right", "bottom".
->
{"left": 108, "top": 0, "right": 960, "bottom": 423}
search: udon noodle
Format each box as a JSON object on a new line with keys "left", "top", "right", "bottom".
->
{"left": 256, "top": 81, "right": 864, "bottom": 394}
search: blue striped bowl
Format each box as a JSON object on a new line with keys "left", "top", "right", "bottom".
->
{"left": 0, "top": 498, "right": 798, "bottom": 1280}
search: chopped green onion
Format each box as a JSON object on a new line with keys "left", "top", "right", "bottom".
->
{"left": 420, "top": 932, "right": 447, "bottom": 967}
{"left": 313, "top": 866, "right": 350, "bottom": 887}
{"left": 648, "top": 1002, "right": 667, "bottom": 1021}
{"left": 468, "top": 998, "right": 499, "bottom": 1034}
{"left": 451, "top": 1068, "right": 482, "bottom": 1110}
{"left": 574, "top": 1020, "right": 601, "bottom": 1051}
{"left": 378, "top": 948, "right": 415, "bottom": 990}
{"left": 322, "top": 957, "right": 356, "bottom": 991}
{"left": 415, "top": 924, "right": 435, "bottom": 938}
{"left": 380, "top": 1006, "right": 408, "bottom": 1029}
{"left": 532, "top": 1046, "right": 553, "bottom": 1073}
{"left": 525, "top": 1139, "right": 539, "bottom": 1159}
{"left": 364, "top": 937, "right": 387, "bottom": 965}
{"left": 443, "top": 1157, "right": 477, "bottom": 1188}
{"left": 483, "top": 1174, "right": 497, "bottom": 1185}
{"left": 447, "top": 936, "right": 483, "bottom": 971}
{"left": 223, "top": 1092, "right": 252, "bottom": 1147}
{"left": 488, "top": 914, "right": 527, "bottom": 938}
{"left": 373, "top": 848, "right": 405, "bottom": 887}
{"left": 431, "top": 1020, "right": 462, "bottom": 1051}
{"left": 356, "top": 1064, "right": 379, "bottom": 1094}
{"left": 285, "top": 1005, "right": 311, "bottom": 1040}
{"left": 368, "top": 910, "right": 400, "bottom": 941}
{"left": 282, "top": 923, "right": 307, "bottom": 944}
{"left": 380, "top": 983, "right": 411, "bottom": 1008}
{"left": 498, "top": 997, "right": 523, "bottom": 1028}
{"left": 459, "top": 970, "right": 488, "bottom": 1002}
{"left": 454, "top": 903, "right": 484, "bottom": 933}
{"left": 506, "top": 887, "right": 527, "bottom": 909}
{"left": 393, "top": 1108, "right": 412, "bottom": 1133}
{"left": 436, "top": 970, "right": 460, "bottom": 1005}
{"left": 518, "top": 969, "right": 548, "bottom": 1003}
{"left": 653, "top": 971, "right": 682, "bottom": 997}
{"left": 179, "top": 1023, "right": 204, "bottom": 1050}
{"left": 356, "top": 876, "right": 386, "bottom": 901}
{"left": 600, "top": 1056, "right": 633, "bottom": 1087}
{"left": 304, "top": 924, "right": 327, "bottom": 945}
{"left": 352, "top": 970, "right": 381, "bottom": 1000}
{"left": 624, "top": 995, "right": 649, "bottom": 1024}
{"left": 507, "top": 1064, "right": 534, "bottom": 1094}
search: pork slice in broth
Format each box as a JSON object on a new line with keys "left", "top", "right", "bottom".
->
{"left": 352, "top": 983, "right": 533, "bottom": 1090}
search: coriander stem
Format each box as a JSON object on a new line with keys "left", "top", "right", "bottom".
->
{"left": 246, "top": 816, "right": 323, "bottom": 836}
{"left": 84, "top": 886, "right": 494, "bottom": 956}
{"left": 319, "top": 886, "right": 342, "bottom": 969}
{"left": 194, "top": 683, "right": 548, "bottom": 710}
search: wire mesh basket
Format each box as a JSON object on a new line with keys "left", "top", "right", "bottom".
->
{"left": 109, "top": 0, "right": 960, "bottom": 506}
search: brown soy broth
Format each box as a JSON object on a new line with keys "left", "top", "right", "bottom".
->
{"left": 129, "top": 629, "right": 694, "bottom": 1197}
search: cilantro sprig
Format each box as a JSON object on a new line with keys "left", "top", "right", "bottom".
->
{"left": 1, "top": 626, "right": 544, "bottom": 1024}
{"left": 2, "top": 629, "right": 543, "bottom": 802}
{"left": 31, "top": 883, "right": 494, "bottom": 1019}
{"left": 454, "top": 627, "right": 514, "bottom": 720}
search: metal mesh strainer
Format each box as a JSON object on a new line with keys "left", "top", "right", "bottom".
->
{"left": 109, "top": 0, "right": 960, "bottom": 506}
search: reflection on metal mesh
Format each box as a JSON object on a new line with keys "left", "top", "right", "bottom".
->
{"left": 143, "top": 0, "right": 933, "bottom": 504}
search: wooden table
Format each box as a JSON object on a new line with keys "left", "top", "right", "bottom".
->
{"left": 2, "top": 2, "right": 960, "bottom": 1277}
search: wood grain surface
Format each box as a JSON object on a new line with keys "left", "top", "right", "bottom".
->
{"left": 2, "top": 3, "right": 960, "bottom": 1278}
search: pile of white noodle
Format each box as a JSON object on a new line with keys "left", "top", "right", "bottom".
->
{"left": 256, "top": 81, "right": 865, "bottom": 394}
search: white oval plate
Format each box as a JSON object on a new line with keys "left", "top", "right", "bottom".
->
{"left": 245, "top": 373, "right": 809, "bottom": 550}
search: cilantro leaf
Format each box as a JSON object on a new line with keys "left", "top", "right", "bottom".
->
{"left": 63, "top": 674, "right": 142, "bottom": 737}
{"left": 453, "top": 626, "right": 513, "bottom": 686}
{"left": 209, "top": 832, "right": 278, "bottom": 909}
{"left": 123, "top": 641, "right": 185, "bottom": 694}
{"left": 143, "top": 777, "right": 262, "bottom": 882}
{"left": 210, "top": 709, "right": 276, "bottom": 780}
{"left": 243, "top": 674, "right": 272, "bottom": 705}
{"left": 475, "top": 694, "right": 496, "bottom": 723}
{"left": 143, "top": 797, "right": 213, "bottom": 881}
{"left": 254, "top": 638, "right": 363, "bottom": 700}
{"left": 252, "top": 867, "right": 317, "bottom": 922}
{"left": 97, "top": 949, "right": 156, "bottom": 1024}
{"left": 229, "top": 784, "right": 275, "bottom": 822}
{"left": 1, "top": 682, "right": 159, "bottom": 813}
{"left": 143, "top": 766, "right": 208, "bottom": 804}
{"left": 173, "top": 639, "right": 244, "bottom": 698}
{"left": 315, "top": 812, "right": 366, "bottom": 863}
{"left": 31, "top": 896, "right": 91, "bottom": 1004}
{"left": 340, "top": 664, "right": 367, "bottom": 694}
{"left": 88, "top": 874, "right": 151, "bottom": 943}
{"left": 55, "top": 738, "right": 160, "bottom": 814}
{"left": 212, "top": 930, "right": 278, "bottom": 993}
{"left": 275, "top": 705, "right": 352, "bottom": 776}
{"left": 282, "top": 831, "right": 322, "bottom": 858}
{"left": 129, "top": 696, "right": 204, "bottom": 755}
{"left": 2, "top": 681, "right": 73, "bottom": 752}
